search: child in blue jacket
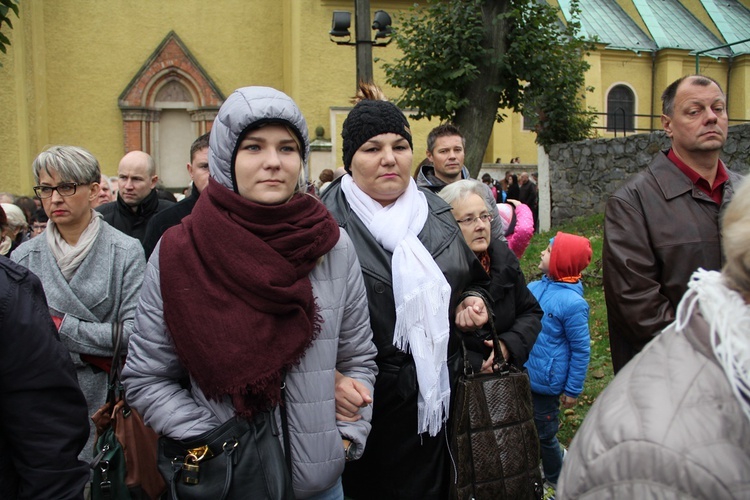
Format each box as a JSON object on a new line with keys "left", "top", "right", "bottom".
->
{"left": 525, "top": 231, "right": 592, "bottom": 494}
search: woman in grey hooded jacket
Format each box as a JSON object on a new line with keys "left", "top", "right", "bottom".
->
{"left": 122, "top": 86, "right": 377, "bottom": 499}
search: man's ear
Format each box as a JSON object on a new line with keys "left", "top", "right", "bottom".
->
{"left": 150, "top": 175, "right": 159, "bottom": 189}
{"left": 661, "top": 114, "right": 672, "bottom": 138}
{"left": 89, "top": 183, "right": 101, "bottom": 202}
{"left": 425, "top": 150, "right": 433, "bottom": 162}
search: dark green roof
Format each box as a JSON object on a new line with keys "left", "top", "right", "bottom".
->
{"left": 636, "top": 0, "right": 730, "bottom": 57}
{"left": 701, "top": 0, "right": 750, "bottom": 55}
{"left": 558, "top": 0, "right": 750, "bottom": 57}
{"left": 560, "top": 0, "right": 656, "bottom": 52}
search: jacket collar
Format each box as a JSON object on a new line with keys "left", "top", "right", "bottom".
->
{"left": 649, "top": 151, "right": 695, "bottom": 201}
{"left": 416, "top": 165, "right": 471, "bottom": 190}
{"left": 650, "top": 151, "right": 739, "bottom": 208}
{"left": 323, "top": 178, "right": 459, "bottom": 286}
{"left": 116, "top": 187, "right": 161, "bottom": 217}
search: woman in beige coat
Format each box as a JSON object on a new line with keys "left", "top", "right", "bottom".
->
{"left": 558, "top": 177, "right": 750, "bottom": 499}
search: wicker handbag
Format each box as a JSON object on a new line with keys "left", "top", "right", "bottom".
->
{"left": 449, "top": 332, "right": 543, "bottom": 500}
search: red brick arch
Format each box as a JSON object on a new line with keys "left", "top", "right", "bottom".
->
{"left": 119, "top": 31, "right": 224, "bottom": 154}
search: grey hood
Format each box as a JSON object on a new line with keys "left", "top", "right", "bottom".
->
{"left": 208, "top": 86, "right": 309, "bottom": 191}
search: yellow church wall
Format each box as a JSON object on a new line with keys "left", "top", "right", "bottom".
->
{"left": 39, "top": 0, "right": 286, "bottom": 174}
{"left": 729, "top": 55, "right": 750, "bottom": 120}
{"left": 597, "top": 49, "right": 655, "bottom": 135}
{"left": 0, "top": 2, "right": 47, "bottom": 196}
{"left": 2, "top": 0, "right": 749, "bottom": 197}
{"left": 0, "top": 29, "right": 24, "bottom": 195}
{"left": 291, "top": 1, "right": 429, "bottom": 175}
{"left": 584, "top": 49, "right": 604, "bottom": 131}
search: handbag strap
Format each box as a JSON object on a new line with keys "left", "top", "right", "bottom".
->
{"left": 456, "top": 290, "right": 514, "bottom": 376}
{"left": 105, "top": 321, "right": 124, "bottom": 406}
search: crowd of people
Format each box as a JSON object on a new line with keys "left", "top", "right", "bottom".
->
{"left": 1, "top": 73, "right": 747, "bottom": 500}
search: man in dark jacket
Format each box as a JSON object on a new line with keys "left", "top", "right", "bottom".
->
{"left": 604, "top": 74, "right": 743, "bottom": 373}
{"left": 0, "top": 256, "right": 90, "bottom": 499}
{"left": 518, "top": 171, "right": 538, "bottom": 231}
{"left": 96, "top": 150, "right": 173, "bottom": 244}
{"left": 142, "top": 133, "right": 210, "bottom": 259}
{"left": 416, "top": 123, "right": 505, "bottom": 243}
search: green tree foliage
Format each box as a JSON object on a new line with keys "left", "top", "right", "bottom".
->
{"left": 383, "top": 0, "right": 596, "bottom": 173}
{"left": 0, "top": 0, "right": 20, "bottom": 66}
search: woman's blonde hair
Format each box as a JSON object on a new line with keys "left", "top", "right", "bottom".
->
{"left": 722, "top": 177, "right": 750, "bottom": 296}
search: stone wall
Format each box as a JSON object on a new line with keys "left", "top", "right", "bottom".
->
{"left": 547, "top": 123, "right": 750, "bottom": 225}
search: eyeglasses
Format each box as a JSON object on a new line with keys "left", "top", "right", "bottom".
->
{"left": 456, "top": 213, "right": 492, "bottom": 227}
{"left": 33, "top": 182, "right": 85, "bottom": 199}
{"left": 32, "top": 223, "right": 47, "bottom": 233}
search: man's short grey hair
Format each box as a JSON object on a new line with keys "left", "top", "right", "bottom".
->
{"left": 33, "top": 145, "right": 101, "bottom": 185}
{"left": 661, "top": 74, "right": 724, "bottom": 116}
{"left": 722, "top": 177, "right": 750, "bottom": 296}
{"left": 437, "top": 179, "right": 492, "bottom": 213}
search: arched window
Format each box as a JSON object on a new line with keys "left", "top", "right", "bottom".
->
{"left": 607, "top": 85, "right": 635, "bottom": 133}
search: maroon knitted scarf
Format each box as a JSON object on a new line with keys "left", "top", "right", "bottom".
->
{"left": 160, "top": 178, "right": 339, "bottom": 417}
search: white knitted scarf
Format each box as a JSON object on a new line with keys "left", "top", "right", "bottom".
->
{"left": 341, "top": 175, "right": 452, "bottom": 436}
{"left": 675, "top": 269, "right": 750, "bottom": 423}
{"left": 46, "top": 209, "right": 102, "bottom": 281}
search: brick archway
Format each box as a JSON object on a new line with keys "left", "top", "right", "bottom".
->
{"left": 118, "top": 31, "right": 224, "bottom": 154}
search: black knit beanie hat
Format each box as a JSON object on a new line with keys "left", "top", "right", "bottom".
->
{"left": 342, "top": 100, "right": 413, "bottom": 172}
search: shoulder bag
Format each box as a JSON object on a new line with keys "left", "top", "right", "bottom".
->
{"left": 90, "top": 322, "right": 166, "bottom": 500}
{"left": 449, "top": 324, "right": 543, "bottom": 500}
{"left": 156, "top": 373, "right": 294, "bottom": 500}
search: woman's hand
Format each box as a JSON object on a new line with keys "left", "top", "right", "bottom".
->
{"left": 479, "top": 339, "right": 509, "bottom": 373}
{"left": 455, "top": 296, "right": 489, "bottom": 332}
{"left": 334, "top": 370, "right": 372, "bottom": 422}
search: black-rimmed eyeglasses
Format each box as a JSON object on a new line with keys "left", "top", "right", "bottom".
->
{"left": 33, "top": 182, "right": 85, "bottom": 199}
{"left": 456, "top": 213, "right": 492, "bottom": 227}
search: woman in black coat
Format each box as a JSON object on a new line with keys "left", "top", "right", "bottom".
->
{"left": 322, "top": 85, "right": 489, "bottom": 499}
{"left": 439, "top": 179, "right": 542, "bottom": 371}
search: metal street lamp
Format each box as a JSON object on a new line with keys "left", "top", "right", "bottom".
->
{"left": 329, "top": 0, "right": 393, "bottom": 86}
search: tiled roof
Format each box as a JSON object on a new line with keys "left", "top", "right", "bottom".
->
{"left": 632, "top": 0, "right": 731, "bottom": 57}
{"left": 558, "top": 0, "right": 750, "bottom": 57}
{"left": 559, "top": 0, "right": 657, "bottom": 52}
{"left": 701, "top": 0, "right": 750, "bottom": 55}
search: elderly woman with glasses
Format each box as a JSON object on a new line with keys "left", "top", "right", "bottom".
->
{"left": 11, "top": 145, "right": 146, "bottom": 464}
{"left": 438, "top": 179, "right": 542, "bottom": 373}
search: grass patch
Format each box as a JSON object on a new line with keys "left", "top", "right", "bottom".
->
{"left": 519, "top": 213, "right": 613, "bottom": 447}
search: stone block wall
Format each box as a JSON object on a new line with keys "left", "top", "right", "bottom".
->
{"left": 547, "top": 123, "right": 750, "bottom": 225}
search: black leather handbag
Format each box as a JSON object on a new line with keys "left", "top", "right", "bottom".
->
{"left": 449, "top": 332, "right": 543, "bottom": 500}
{"left": 157, "top": 412, "right": 294, "bottom": 500}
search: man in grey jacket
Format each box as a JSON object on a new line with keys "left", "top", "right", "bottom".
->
{"left": 416, "top": 123, "right": 505, "bottom": 243}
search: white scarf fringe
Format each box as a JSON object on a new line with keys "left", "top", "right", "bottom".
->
{"left": 675, "top": 269, "right": 750, "bottom": 423}
{"left": 341, "top": 175, "right": 452, "bottom": 436}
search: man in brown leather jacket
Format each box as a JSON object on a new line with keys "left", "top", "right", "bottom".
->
{"left": 603, "top": 75, "right": 743, "bottom": 373}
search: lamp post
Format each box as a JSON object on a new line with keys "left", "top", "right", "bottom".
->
{"left": 330, "top": 0, "right": 393, "bottom": 87}
{"left": 355, "top": 0, "right": 374, "bottom": 84}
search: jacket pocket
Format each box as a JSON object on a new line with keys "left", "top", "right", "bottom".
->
{"left": 544, "top": 356, "right": 555, "bottom": 386}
